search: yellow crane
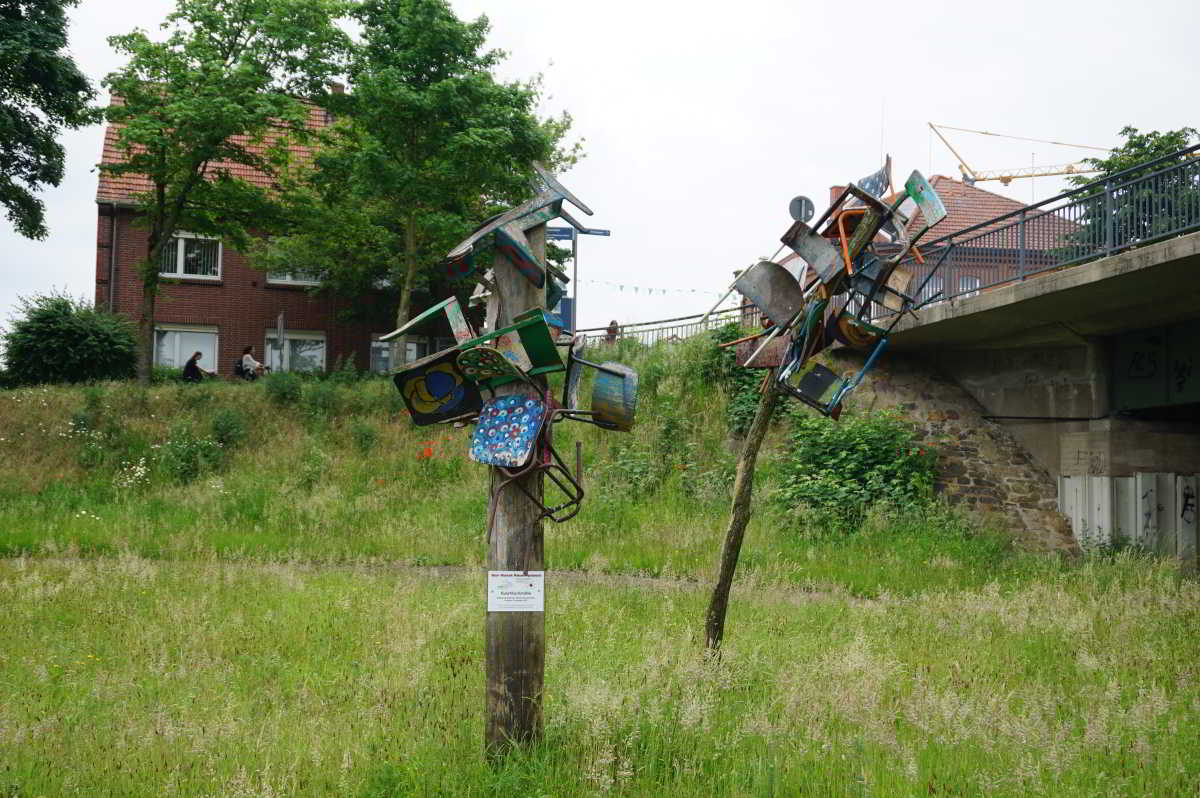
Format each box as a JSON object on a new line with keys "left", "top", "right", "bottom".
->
{"left": 928, "top": 123, "right": 1108, "bottom": 185}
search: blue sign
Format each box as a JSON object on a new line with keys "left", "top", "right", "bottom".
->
{"left": 546, "top": 226, "right": 575, "bottom": 241}
{"left": 555, "top": 297, "right": 574, "bottom": 331}
{"left": 581, "top": 228, "right": 611, "bottom": 237}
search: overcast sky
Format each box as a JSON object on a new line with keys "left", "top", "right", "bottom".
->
{"left": 3, "top": 0, "right": 1197, "bottom": 334}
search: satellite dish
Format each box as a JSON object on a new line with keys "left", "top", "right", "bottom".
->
{"left": 789, "top": 195, "right": 814, "bottom": 222}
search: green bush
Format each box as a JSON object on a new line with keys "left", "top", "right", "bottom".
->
{"left": 350, "top": 419, "right": 377, "bottom": 455}
{"left": 210, "top": 407, "right": 248, "bottom": 449}
{"left": 151, "top": 366, "right": 183, "bottom": 385}
{"left": 303, "top": 381, "right": 340, "bottom": 420}
{"left": 772, "top": 410, "right": 936, "bottom": 528}
{"left": 1, "top": 292, "right": 136, "bottom": 385}
{"left": 706, "top": 323, "right": 763, "bottom": 437}
{"left": 264, "top": 371, "right": 302, "bottom": 406}
{"left": 159, "top": 423, "right": 223, "bottom": 484}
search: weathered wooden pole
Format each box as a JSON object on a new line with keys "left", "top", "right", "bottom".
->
{"left": 485, "top": 223, "right": 546, "bottom": 756}
{"left": 704, "top": 373, "right": 779, "bottom": 652}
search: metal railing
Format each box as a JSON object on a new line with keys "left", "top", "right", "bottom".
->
{"left": 573, "top": 146, "right": 1200, "bottom": 343}
{"left": 575, "top": 304, "right": 763, "bottom": 347}
{"left": 880, "top": 144, "right": 1200, "bottom": 314}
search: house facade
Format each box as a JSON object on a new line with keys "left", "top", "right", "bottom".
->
{"left": 94, "top": 105, "right": 418, "bottom": 378}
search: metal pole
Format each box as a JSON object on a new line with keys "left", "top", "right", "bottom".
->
{"left": 571, "top": 228, "right": 579, "bottom": 333}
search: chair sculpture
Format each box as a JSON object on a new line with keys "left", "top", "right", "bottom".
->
{"left": 387, "top": 163, "right": 637, "bottom": 528}
{"left": 734, "top": 165, "right": 949, "bottom": 418}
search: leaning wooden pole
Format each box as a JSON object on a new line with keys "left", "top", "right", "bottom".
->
{"left": 704, "top": 372, "right": 779, "bottom": 652}
{"left": 485, "top": 224, "right": 547, "bottom": 757}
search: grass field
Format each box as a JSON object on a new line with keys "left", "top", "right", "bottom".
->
{"left": 2, "top": 337, "right": 1199, "bottom": 796}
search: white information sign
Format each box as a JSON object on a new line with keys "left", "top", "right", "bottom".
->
{"left": 487, "top": 571, "right": 544, "bottom": 612}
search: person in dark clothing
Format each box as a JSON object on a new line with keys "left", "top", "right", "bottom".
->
{"left": 182, "top": 351, "right": 215, "bottom": 382}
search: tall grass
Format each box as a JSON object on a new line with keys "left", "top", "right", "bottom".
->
{"left": 1, "top": 555, "right": 1196, "bottom": 797}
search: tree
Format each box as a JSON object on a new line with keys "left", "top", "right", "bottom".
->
{"left": 0, "top": 0, "right": 96, "bottom": 239}
{"left": 1065, "top": 126, "right": 1200, "bottom": 255}
{"left": 253, "top": 0, "right": 579, "bottom": 362}
{"left": 2, "top": 291, "right": 136, "bottom": 385}
{"left": 100, "top": 0, "right": 351, "bottom": 383}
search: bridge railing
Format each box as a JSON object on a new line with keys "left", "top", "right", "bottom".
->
{"left": 865, "top": 144, "right": 1200, "bottom": 319}
{"left": 575, "top": 304, "right": 763, "bottom": 347}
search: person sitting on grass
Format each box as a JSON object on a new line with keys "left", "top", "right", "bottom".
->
{"left": 240, "top": 345, "right": 269, "bottom": 381}
{"left": 182, "top": 351, "right": 216, "bottom": 383}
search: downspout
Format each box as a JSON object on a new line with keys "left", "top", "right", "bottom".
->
{"left": 107, "top": 203, "right": 119, "bottom": 312}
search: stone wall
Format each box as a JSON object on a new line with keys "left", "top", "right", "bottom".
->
{"left": 827, "top": 348, "right": 1077, "bottom": 553}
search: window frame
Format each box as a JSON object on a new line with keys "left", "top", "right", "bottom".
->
{"left": 265, "top": 330, "right": 327, "bottom": 373}
{"left": 266, "top": 271, "right": 322, "bottom": 287}
{"left": 153, "top": 324, "right": 219, "bottom": 369}
{"left": 158, "top": 232, "right": 222, "bottom": 281}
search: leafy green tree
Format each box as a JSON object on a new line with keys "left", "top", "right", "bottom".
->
{"left": 100, "top": 0, "right": 351, "bottom": 383}
{"left": 2, "top": 292, "right": 136, "bottom": 385}
{"left": 0, "top": 0, "right": 96, "bottom": 239}
{"left": 253, "top": 0, "right": 579, "bottom": 361}
{"left": 1065, "top": 126, "right": 1200, "bottom": 254}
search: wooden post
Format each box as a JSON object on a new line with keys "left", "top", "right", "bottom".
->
{"left": 704, "top": 374, "right": 779, "bottom": 652}
{"left": 485, "top": 223, "right": 546, "bottom": 756}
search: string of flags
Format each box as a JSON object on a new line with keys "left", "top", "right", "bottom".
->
{"left": 578, "top": 278, "right": 726, "bottom": 297}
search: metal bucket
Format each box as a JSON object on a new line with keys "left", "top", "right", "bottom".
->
{"left": 733, "top": 260, "right": 806, "bottom": 328}
{"left": 592, "top": 362, "right": 638, "bottom": 432}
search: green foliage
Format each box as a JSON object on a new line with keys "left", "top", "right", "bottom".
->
{"left": 264, "top": 371, "right": 302, "bottom": 406}
{"left": 159, "top": 423, "right": 223, "bottom": 484}
{"left": 252, "top": 0, "right": 581, "bottom": 336}
{"left": 150, "top": 366, "right": 182, "bottom": 385}
{"left": 0, "top": 0, "right": 98, "bottom": 239}
{"left": 101, "top": 0, "right": 352, "bottom": 380}
{"left": 303, "top": 380, "right": 340, "bottom": 421}
{"left": 773, "top": 410, "right": 936, "bottom": 528}
{"left": 210, "top": 407, "right": 247, "bottom": 449}
{"left": 1064, "top": 126, "right": 1200, "bottom": 255}
{"left": 1, "top": 292, "right": 136, "bottom": 385}
{"left": 350, "top": 419, "right": 377, "bottom": 455}
{"left": 705, "top": 322, "right": 763, "bottom": 437}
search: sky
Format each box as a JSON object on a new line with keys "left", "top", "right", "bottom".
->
{"left": 3, "top": 0, "right": 1198, "bottom": 335}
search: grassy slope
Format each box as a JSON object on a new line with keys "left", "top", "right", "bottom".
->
{"left": 1, "top": 336, "right": 1198, "bottom": 796}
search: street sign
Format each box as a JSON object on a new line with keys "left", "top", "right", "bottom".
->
{"left": 789, "top": 196, "right": 815, "bottom": 223}
{"left": 581, "top": 228, "right": 611, "bottom": 237}
{"left": 546, "top": 226, "right": 575, "bottom": 241}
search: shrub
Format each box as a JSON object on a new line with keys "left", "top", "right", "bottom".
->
{"left": 264, "top": 371, "right": 302, "bottom": 406}
{"left": 772, "top": 410, "right": 936, "bottom": 528}
{"left": 210, "top": 407, "right": 248, "bottom": 449}
{"left": 303, "top": 380, "right": 340, "bottom": 420}
{"left": 705, "top": 323, "right": 763, "bottom": 437}
{"left": 159, "top": 423, "right": 223, "bottom": 484}
{"left": 1, "top": 292, "right": 136, "bottom": 385}
{"left": 151, "top": 366, "right": 183, "bottom": 384}
{"left": 351, "top": 419, "right": 377, "bottom": 455}
{"left": 327, "top": 354, "right": 361, "bottom": 385}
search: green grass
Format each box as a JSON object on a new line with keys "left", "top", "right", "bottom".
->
{"left": 1, "top": 555, "right": 1196, "bottom": 797}
{"left": 2, "top": 338, "right": 1198, "bottom": 795}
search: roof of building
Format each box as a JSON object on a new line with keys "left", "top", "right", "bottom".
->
{"left": 96, "top": 100, "right": 330, "bottom": 205}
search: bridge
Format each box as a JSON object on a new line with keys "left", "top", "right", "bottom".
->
{"left": 592, "top": 146, "right": 1200, "bottom": 564}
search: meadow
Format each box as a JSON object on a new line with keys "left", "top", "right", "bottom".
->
{"left": 1, "top": 336, "right": 1197, "bottom": 796}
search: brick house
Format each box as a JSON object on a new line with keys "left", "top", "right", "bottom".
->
{"left": 94, "top": 103, "right": 421, "bottom": 378}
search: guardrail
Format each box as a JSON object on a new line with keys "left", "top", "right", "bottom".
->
{"left": 889, "top": 144, "right": 1200, "bottom": 312}
{"left": 575, "top": 304, "right": 762, "bottom": 346}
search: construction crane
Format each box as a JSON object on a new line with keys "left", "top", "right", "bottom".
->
{"left": 928, "top": 123, "right": 1108, "bottom": 185}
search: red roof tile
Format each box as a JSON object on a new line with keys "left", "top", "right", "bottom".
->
{"left": 96, "top": 100, "right": 330, "bottom": 204}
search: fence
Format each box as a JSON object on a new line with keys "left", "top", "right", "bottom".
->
{"left": 575, "top": 304, "right": 763, "bottom": 347}
{"left": 888, "top": 144, "right": 1200, "bottom": 313}
{"left": 577, "top": 145, "right": 1200, "bottom": 344}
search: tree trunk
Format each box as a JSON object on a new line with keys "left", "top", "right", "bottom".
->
{"left": 704, "top": 373, "right": 780, "bottom": 652}
{"left": 391, "top": 216, "right": 420, "bottom": 367}
{"left": 136, "top": 228, "right": 165, "bottom": 386}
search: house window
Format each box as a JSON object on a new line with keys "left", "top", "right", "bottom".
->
{"left": 959, "top": 275, "right": 981, "bottom": 298}
{"left": 265, "top": 331, "right": 326, "bottom": 372}
{"left": 159, "top": 233, "right": 221, "bottom": 279}
{"left": 923, "top": 275, "right": 945, "bottom": 304}
{"left": 267, "top": 270, "right": 321, "bottom": 286}
{"left": 371, "top": 336, "right": 430, "bottom": 373}
{"left": 155, "top": 326, "right": 218, "bottom": 370}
